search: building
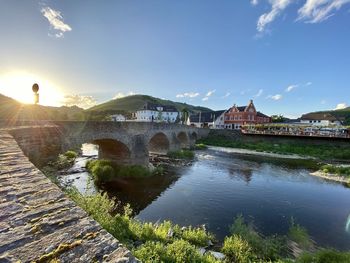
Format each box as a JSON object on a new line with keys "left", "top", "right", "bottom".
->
{"left": 224, "top": 100, "right": 271, "bottom": 129}
{"left": 300, "top": 112, "right": 343, "bottom": 126}
{"left": 110, "top": 114, "right": 126, "bottom": 122}
{"left": 136, "top": 102, "right": 180, "bottom": 123}
{"left": 187, "top": 110, "right": 226, "bottom": 128}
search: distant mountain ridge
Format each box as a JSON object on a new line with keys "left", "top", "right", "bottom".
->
{"left": 87, "top": 94, "right": 213, "bottom": 114}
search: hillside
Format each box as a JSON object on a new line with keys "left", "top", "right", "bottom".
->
{"left": 87, "top": 95, "right": 212, "bottom": 114}
{"left": 0, "top": 93, "right": 84, "bottom": 122}
{"left": 303, "top": 107, "right": 350, "bottom": 125}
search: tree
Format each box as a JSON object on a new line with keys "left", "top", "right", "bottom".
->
{"left": 271, "top": 114, "right": 285, "bottom": 123}
{"left": 181, "top": 108, "right": 189, "bottom": 124}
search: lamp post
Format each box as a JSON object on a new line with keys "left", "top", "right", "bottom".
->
{"left": 32, "top": 83, "right": 39, "bottom": 104}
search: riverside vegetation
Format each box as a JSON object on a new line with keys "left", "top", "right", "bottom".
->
{"left": 197, "top": 137, "right": 350, "bottom": 161}
{"left": 66, "top": 189, "right": 350, "bottom": 263}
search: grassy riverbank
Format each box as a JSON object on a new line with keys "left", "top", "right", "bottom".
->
{"left": 197, "top": 137, "right": 350, "bottom": 161}
{"left": 66, "top": 190, "right": 350, "bottom": 263}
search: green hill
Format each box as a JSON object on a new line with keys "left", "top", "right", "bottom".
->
{"left": 0, "top": 93, "right": 84, "bottom": 122}
{"left": 87, "top": 94, "right": 212, "bottom": 114}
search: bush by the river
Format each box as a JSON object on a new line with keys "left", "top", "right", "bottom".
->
{"left": 197, "top": 137, "right": 350, "bottom": 161}
{"left": 167, "top": 149, "right": 195, "bottom": 159}
{"left": 66, "top": 190, "right": 350, "bottom": 263}
{"left": 195, "top": 143, "right": 208, "bottom": 150}
{"left": 321, "top": 164, "right": 350, "bottom": 177}
{"left": 86, "top": 159, "right": 163, "bottom": 183}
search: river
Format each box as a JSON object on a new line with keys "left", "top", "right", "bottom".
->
{"left": 58, "top": 144, "right": 350, "bottom": 251}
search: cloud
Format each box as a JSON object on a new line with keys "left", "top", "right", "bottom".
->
{"left": 205, "top": 89, "right": 216, "bottom": 97}
{"left": 222, "top": 92, "right": 231, "bottom": 98}
{"left": 254, "top": 89, "right": 263, "bottom": 98}
{"left": 321, "top": 99, "right": 327, "bottom": 104}
{"left": 202, "top": 89, "right": 216, "bottom": 101}
{"left": 285, "top": 84, "right": 298, "bottom": 92}
{"left": 257, "top": 0, "right": 293, "bottom": 32}
{"left": 63, "top": 95, "right": 97, "bottom": 109}
{"left": 267, "top": 94, "right": 283, "bottom": 100}
{"left": 334, "top": 102, "right": 347, "bottom": 110}
{"left": 251, "top": 0, "right": 259, "bottom": 6}
{"left": 298, "top": 0, "right": 350, "bottom": 23}
{"left": 41, "top": 6, "right": 72, "bottom": 38}
{"left": 305, "top": 81, "right": 312, "bottom": 86}
{"left": 176, "top": 92, "right": 200, "bottom": 98}
{"left": 113, "top": 92, "right": 135, "bottom": 99}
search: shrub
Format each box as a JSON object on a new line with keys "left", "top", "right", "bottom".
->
{"left": 296, "top": 249, "right": 350, "bottom": 263}
{"left": 288, "top": 220, "right": 312, "bottom": 249}
{"left": 166, "top": 239, "right": 203, "bottom": 263}
{"left": 222, "top": 235, "right": 255, "bottom": 263}
{"left": 63, "top": 150, "right": 78, "bottom": 160}
{"left": 195, "top": 143, "right": 208, "bottom": 150}
{"left": 181, "top": 226, "right": 215, "bottom": 247}
{"left": 167, "top": 149, "right": 195, "bottom": 159}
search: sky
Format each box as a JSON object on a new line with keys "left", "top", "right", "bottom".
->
{"left": 0, "top": 0, "right": 349, "bottom": 117}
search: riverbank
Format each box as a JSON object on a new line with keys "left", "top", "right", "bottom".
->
{"left": 198, "top": 131, "right": 350, "bottom": 162}
{"left": 207, "top": 146, "right": 314, "bottom": 160}
{"left": 310, "top": 171, "right": 350, "bottom": 185}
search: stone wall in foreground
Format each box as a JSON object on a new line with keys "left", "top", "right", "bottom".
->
{"left": 0, "top": 130, "right": 139, "bottom": 263}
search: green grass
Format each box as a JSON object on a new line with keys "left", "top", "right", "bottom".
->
{"left": 288, "top": 219, "right": 313, "bottom": 249}
{"left": 66, "top": 189, "right": 218, "bottom": 263}
{"left": 320, "top": 164, "right": 350, "bottom": 177}
{"left": 198, "top": 137, "right": 350, "bottom": 161}
{"left": 86, "top": 159, "right": 162, "bottom": 183}
{"left": 167, "top": 149, "right": 195, "bottom": 159}
{"left": 66, "top": 190, "right": 350, "bottom": 263}
{"left": 195, "top": 143, "right": 208, "bottom": 150}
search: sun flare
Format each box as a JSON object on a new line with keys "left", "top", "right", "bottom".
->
{"left": 0, "top": 71, "right": 64, "bottom": 106}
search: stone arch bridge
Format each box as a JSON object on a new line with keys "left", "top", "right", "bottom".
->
{"left": 6, "top": 121, "right": 209, "bottom": 167}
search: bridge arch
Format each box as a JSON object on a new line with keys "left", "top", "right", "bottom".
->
{"left": 190, "top": 131, "right": 198, "bottom": 141}
{"left": 149, "top": 132, "right": 170, "bottom": 154}
{"left": 177, "top": 131, "right": 189, "bottom": 149}
{"left": 92, "top": 139, "right": 131, "bottom": 164}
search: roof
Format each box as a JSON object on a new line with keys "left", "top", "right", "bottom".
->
{"left": 140, "top": 102, "right": 178, "bottom": 112}
{"left": 257, "top": 111, "right": 270, "bottom": 118}
{"left": 189, "top": 110, "right": 226, "bottom": 123}
{"left": 301, "top": 112, "right": 340, "bottom": 121}
{"left": 237, "top": 106, "right": 247, "bottom": 111}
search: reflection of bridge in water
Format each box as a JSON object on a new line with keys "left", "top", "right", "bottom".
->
{"left": 4, "top": 121, "right": 209, "bottom": 167}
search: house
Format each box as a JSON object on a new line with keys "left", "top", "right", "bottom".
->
{"left": 187, "top": 110, "right": 226, "bottom": 128}
{"left": 136, "top": 102, "right": 180, "bottom": 123}
{"left": 300, "top": 112, "right": 342, "bottom": 126}
{"left": 110, "top": 114, "right": 126, "bottom": 122}
{"left": 224, "top": 100, "right": 271, "bottom": 129}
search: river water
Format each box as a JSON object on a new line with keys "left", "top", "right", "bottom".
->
{"left": 59, "top": 144, "right": 350, "bottom": 251}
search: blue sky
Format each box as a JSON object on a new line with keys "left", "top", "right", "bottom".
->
{"left": 0, "top": 0, "right": 349, "bottom": 117}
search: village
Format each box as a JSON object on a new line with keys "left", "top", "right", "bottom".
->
{"left": 109, "top": 99, "right": 350, "bottom": 139}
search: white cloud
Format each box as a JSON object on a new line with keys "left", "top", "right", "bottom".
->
{"left": 251, "top": 0, "right": 259, "bottom": 6}
{"left": 202, "top": 97, "right": 209, "bottom": 101}
{"left": 257, "top": 0, "right": 293, "bottom": 32}
{"left": 63, "top": 95, "right": 97, "bottom": 109}
{"left": 41, "top": 6, "right": 72, "bottom": 38}
{"left": 176, "top": 92, "right": 200, "bottom": 98}
{"left": 285, "top": 84, "right": 298, "bottom": 92}
{"left": 298, "top": 0, "right": 350, "bottom": 23}
{"left": 254, "top": 89, "right": 263, "bottom": 98}
{"left": 267, "top": 94, "right": 283, "bottom": 100}
{"left": 205, "top": 89, "right": 216, "bottom": 97}
{"left": 334, "top": 102, "right": 347, "bottom": 110}
{"left": 305, "top": 81, "right": 312, "bottom": 86}
{"left": 113, "top": 92, "right": 135, "bottom": 99}
{"left": 222, "top": 92, "right": 231, "bottom": 98}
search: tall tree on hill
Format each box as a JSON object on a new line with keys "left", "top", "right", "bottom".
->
{"left": 181, "top": 108, "right": 189, "bottom": 124}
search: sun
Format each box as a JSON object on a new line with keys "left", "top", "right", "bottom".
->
{"left": 0, "top": 71, "right": 64, "bottom": 106}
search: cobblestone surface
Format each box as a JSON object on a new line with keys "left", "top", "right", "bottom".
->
{"left": 0, "top": 130, "right": 139, "bottom": 263}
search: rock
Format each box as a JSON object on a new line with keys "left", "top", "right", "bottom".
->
{"left": 181, "top": 226, "right": 187, "bottom": 231}
{"left": 208, "top": 251, "right": 225, "bottom": 260}
{"left": 207, "top": 239, "right": 213, "bottom": 246}
{"left": 198, "top": 247, "right": 206, "bottom": 256}
{"left": 167, "top": 228, "right": 174, "bottom": 238}
{"left": 44, "top": 245, "right": 55, "bottom": 253}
